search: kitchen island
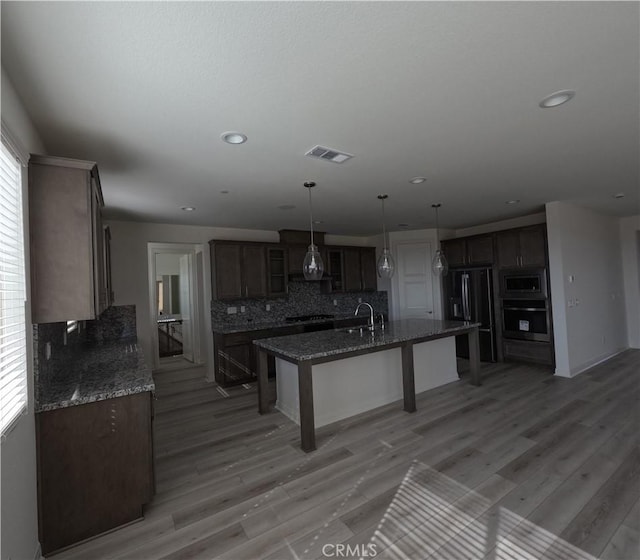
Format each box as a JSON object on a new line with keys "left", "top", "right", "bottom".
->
{"left": 254, "top": 318, "right": 481, "bottom": 452}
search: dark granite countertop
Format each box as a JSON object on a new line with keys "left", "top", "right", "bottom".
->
{"left": 36, "top": 339, "right": 154, "bottom": 413}
{"left": 253, "top": 318, "right": 481, "bottom": 362}
{"left": 212, "top": 312, "right": 366, "bottom": 334}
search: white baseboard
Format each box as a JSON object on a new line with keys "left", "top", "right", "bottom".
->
{"left": 555, "top": 347, "right": 628, "bottom": 378}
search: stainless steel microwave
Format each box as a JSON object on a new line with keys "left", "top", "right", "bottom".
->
{"left": 500, "top": 268, "right": 547, "bottom": 299}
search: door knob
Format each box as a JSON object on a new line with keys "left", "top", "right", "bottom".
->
{"left": 428, "top": 311, "right": 433, "bottom": 314}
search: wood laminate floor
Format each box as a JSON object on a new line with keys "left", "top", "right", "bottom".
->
{"left": 52, "top": 351, "right": 640, "bottom": 560}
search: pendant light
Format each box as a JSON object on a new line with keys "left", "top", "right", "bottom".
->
{"left": 302, "top": 181, "right": 324, "bottom": 280}
{"left": 376, "top": 195, "right": 395, "bottom": 278}
{"left": 431, "top": 203, "right": 449, "bottom": 277}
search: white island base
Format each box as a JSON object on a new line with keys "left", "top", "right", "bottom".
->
{"left": 275, "top": 336, "right": 458, "bottom": 428}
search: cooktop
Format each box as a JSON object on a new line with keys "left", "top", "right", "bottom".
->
{"left": 285, "top": 314, "right": 335, "bottom": 323}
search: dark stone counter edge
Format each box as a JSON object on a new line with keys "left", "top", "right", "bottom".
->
{"left": 35, "top": 383, "right": 155, "bottom": 413}
{"left": 254, "top": 322, "right": 481, "bottom": 364}
{"left": 212, "top": 314, "right": 366, "bottom": 334}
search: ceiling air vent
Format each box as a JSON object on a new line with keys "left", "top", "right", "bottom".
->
{"left": 305, "top": 145, "right": 354, "bottom": 164}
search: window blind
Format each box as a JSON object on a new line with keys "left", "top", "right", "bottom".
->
{"left": 0, "top": 140, "right": 27, "bottom": 435}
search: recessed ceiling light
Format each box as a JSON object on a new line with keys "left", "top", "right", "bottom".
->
{"left": 506, "top": 200, "right": 520, "bottom": 205}
{"left": 180, "top": 206, "right": 195, "bottom": 211}
{"left": 277, "top": 204, "right": 296, "bottom": 210}
{"left": 613, "top": 193, "right": 625, "bottom": 199}
{"left": 409, "top": 177, "right": 427, "bottom": 184}
{"left": 539, "top": 90, "right": 575, "bottom": 108}
{"left": 221, "top": 132, "right": 247, "bottom": 144}
{"left": 313, "top": 220, "right": 323, "bottom": 225}
{"left": 220, "top": 190, "right": 230, "bottom": 194}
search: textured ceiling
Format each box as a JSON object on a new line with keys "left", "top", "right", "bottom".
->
{"left": 2, "top": 1, "right": 638, "bottom": 235}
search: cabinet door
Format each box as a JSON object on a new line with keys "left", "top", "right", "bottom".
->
{"left": 441, "top": 239, "right": 466, "bottom": 267}
{"left": 360, "top": 248, "right": 378, "bottom": 291}
{"left": 221, "top": 343, "right": 255, "bottom": 385}
{"left": 267, "top": 247, "right": 288, "bottom": 296}
{"left": 343, "top": 248, "right": 362, "bottom": 291}
{"left": 519, "top": 226, "right": 547, "bottom": 268}
{"left": 91, "top": 179, "right": 107, "bottom": 315}
{"left": 103, "top": 226, "right": 114, "bottom": 306}
{"left": 29, "top": 160, "right": 96, "bottom": 322}
{"left": 37, "top": 393, "right": 153, "bottom": 555}
{"left": 242, "top": 245, "right": 267, "bottom": 297}
{"left": 327, "top": 248, "right": 345, "bottom": 291}
{"left": 213, "top": 244, "right": 243, "bottom": 299}
{"left": 287, "top": 245, "right": 308, "bottom": 275}
{"left": 496, "top": 230, "right": 520, "bottom": 269}
{"left": 466, "top": 235, "right": 494, "bottom": 265}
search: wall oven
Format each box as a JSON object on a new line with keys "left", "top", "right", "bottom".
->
{"left": 500, "top": 268, "right": 547, "bottom": 299}
{"left": 502, "top": 298, "right": 551, "bottom": 342}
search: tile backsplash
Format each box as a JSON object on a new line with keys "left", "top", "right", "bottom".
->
{"left": 33, "top": 305, "right": 137, "bottom": 389}
{"left": 211, "top": 281, "right": 388, "bottom": 325}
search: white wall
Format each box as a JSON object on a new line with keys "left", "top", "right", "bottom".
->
{"left": 105, "top": 220, "right": 384, "bottom": 378}
{"left": 1, "top": 66, "right": 46, "bottom": 560}
{"left": 444, "top": 212, "right": 546, "bottom": 239}
{"left": 155, "top": 253, "right": 182, "bottom": 277}
{"left": 546, "top": 201, "right": 628, "bottom": 377}
{"left": 620, "top": 215, "right": 640, "bottom": 348}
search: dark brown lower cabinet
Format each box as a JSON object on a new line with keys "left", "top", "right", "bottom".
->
{"left": 503, "top": 339, "right": 554, "bottom": 366}
{"left": 36, "top": 392, "right": 154, "bottom": 556}
{"left": 213, "top": 317, "right": 370, "bottom": 387}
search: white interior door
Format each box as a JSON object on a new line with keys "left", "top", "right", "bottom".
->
{"left": 179, "top": 254, "right": 194, "bottom": 362}
{"left": 396, "top": 242, "right": 434, "bottom": 320}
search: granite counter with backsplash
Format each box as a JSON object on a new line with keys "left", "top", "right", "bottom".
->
{"left": 211, "top": 280, "right": 388, "bottom": 334}
{"left": 34, "top": 305, "right": 154, "bottom": 412}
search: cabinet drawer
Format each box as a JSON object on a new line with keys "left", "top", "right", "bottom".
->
{"left": 503, "top": 339, "right": 553, "bottom": 365}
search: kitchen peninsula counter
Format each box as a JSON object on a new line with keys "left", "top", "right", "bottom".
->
{"left": 35, "top": 338, "right": 154, "bottom": 412}
{"left": 254, "top": 318, "right": 481, "bottom": 452}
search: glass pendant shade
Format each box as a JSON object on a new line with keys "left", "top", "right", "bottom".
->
{"left": 432, "top": 249, "right": 449, "bottom": 277}
{"left": 303, "top": 244, "right": 324, "bottom": 281}
{"left": 303, "top": 181, "right": 324, "bottom": 280}
{"left": 377, "top": 194, "right": 395, "bottom": 279}
{"left": 377, "top": 248, "right": 395, "bottom": 279}
{"left": 431, "top": 203, "right": 448, "bottom": 277}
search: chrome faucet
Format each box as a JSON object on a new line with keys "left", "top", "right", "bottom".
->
{"left": 355, "top": 302, "right": 375, "bottom": 331}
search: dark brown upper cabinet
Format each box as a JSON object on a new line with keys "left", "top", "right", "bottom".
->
{"left": 266, "top": 246, "right": 288, "bottom": 297}
{"left": 29, "top": 155, "right": 111, "bottom": 323}
{"left": 496, "top": 225, "right": 546, "bottom": 269}
{"left": 210, "top": 241, "right": 267, "bottom": 300}
{"left": 343, "top": 248, "right": 362, "bottom": 291}
{"left": 327, "top": 246, "right": 377, "bottom": 292}
{"left": 360, "top": 248, "right": 378, "bottom": 291}
{"left": 287, "top": 245, "right": 310, "bottom": 275}
{"left": 441, "top": 235, "right": 494, "bottom": 268}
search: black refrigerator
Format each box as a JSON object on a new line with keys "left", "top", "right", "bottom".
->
{"left": 446, "top": 268, "right": 497, "bottom": 362}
